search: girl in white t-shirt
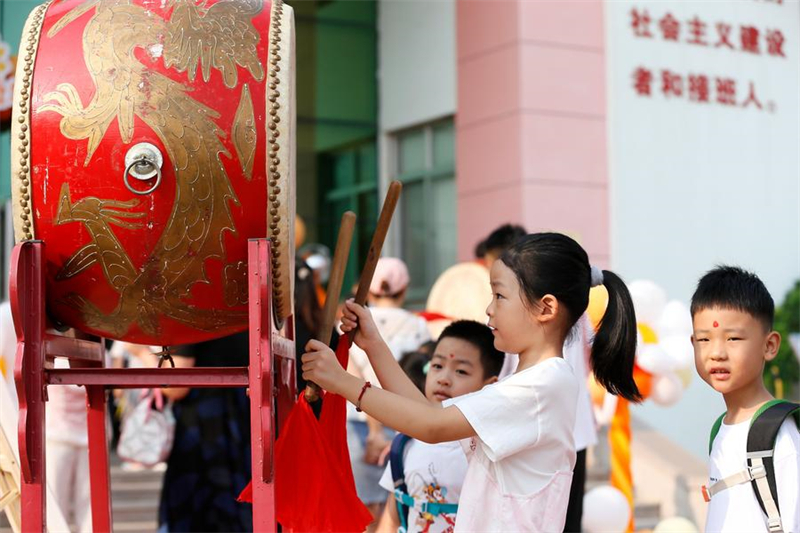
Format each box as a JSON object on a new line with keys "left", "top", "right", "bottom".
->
{"left": 303, "top": 232, "right": 642, "bottom": 532}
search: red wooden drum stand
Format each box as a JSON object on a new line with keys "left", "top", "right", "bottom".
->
{"left": 12, "top": 239, "right": 295, "bottom": 532}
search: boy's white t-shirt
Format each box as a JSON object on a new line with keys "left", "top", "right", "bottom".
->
{"left": 379, "top": 440, "right": 466, "bottom": 533}
{"left": 705, "top": 417, "right": 800, "bottom": 533}
{"left": 444, "top": 357, "right": 578, "bottom": 532}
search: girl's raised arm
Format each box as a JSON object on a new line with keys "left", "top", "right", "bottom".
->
{"left": 341, "top": 300, "right": 427, "bottom": 404}
{"left": 302, "top": 340, "right": 475, "bottom": 443}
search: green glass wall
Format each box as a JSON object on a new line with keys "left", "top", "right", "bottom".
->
{"left": 292, "top": 0, "right": 378, "bottom": 291}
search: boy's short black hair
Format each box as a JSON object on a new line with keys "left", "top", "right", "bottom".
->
{"left": 484, "top": 224, "right": 527, "bottom": 256}
{"left": 690, "top": 265, "right": 774, "bottom": 330}
{"left": 436, "top": 320, "right": 505, "bottom": 379}
{"left": 474, "top": 239, "right": 488, "bottom": 259}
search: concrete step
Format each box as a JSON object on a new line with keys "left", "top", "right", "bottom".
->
{"left": 635, "top": 501, "right": 662, "bottom": 531}
{"left": 110, "top": 462, "right": 162, "bottom": 532}
{"left": 112, "top": 520, "right": 159, "bottom": 532}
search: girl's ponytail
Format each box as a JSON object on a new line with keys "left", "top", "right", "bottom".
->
{"left": 591, "top": 270, "right": 642, "bottom": 402}
{"left": 500, "top": 233, "right": 641, "bottom": 402}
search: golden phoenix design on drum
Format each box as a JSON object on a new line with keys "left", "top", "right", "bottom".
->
{"left": 10, "top": 0, "right": 295, "bottom": 345}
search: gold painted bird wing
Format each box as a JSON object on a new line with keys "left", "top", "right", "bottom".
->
{"left": 163, "top": 0, "right": 265, "bottom": 88}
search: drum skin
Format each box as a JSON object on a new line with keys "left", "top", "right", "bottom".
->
{"left": 10, "top": 0, "right": 295, "bottom": 346}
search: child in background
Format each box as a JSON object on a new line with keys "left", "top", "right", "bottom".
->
{"left": 398, "top": 350, "right": 432, "bottom": 395}
{"left": 691, "top": 266, "right": 799, "bottom": 533}
{"left": 376, "top": 321, "right": 504, "bottom": 533}
{"left": 303, "top": 232, "right": 641, "bottom": 531}
{"left": 347, "top": 257, "right": 431, "bottom": 521}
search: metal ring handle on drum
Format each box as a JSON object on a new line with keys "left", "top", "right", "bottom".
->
{"left": 123, "top": 157, "right": 162, "bottom": 196}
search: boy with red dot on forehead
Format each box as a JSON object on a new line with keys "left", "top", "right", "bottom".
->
{"left": 691, "top": 266, "right": 799, "bottom": 533}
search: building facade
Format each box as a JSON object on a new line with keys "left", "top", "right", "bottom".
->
{"left": 1, "top": 0, "right": 798, "bottom": 458}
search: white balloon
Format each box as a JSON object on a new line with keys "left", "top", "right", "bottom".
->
{"left": 650, "top": 372, "right": 683, "bottom": 406}
{"left": 657, "top": 300, "right": 693, "bottom": 338}
{"left": 654, "top": 516, "right": 699, "bottom": 533}
{"left": 636, "top": 344, "right": 675, "bottom": 375}
{"left": 582, "top": 486, "right": 631, "bottom": 533}
{"left": 629, "top": 280, "right": 668, "bottom": 326}
{"left": 660, "top": 335, "right": 695, "bottom": 371}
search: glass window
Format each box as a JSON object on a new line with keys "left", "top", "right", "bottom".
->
{"left": 332, "top": 152, "right": 355, "bottom": 189}
{"left": 318, "top": 141, "right": 378, "bottom": 291}
{"left": 431, "top": 177, "right": 457, "bottom": 277}
{"left": 394, "top": 119, "right": 456, "bottom": 306}
{"left": 432, "top": 121, "right": 455, "bottom": 170}
{"left": 400, "top": 181, "right": 427, "bottom": 296}
{"left": 398, "top": 129, "right": 426, "bottom": 176}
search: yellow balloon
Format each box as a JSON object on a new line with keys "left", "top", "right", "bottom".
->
{"left": 638, "top": 323, "right": 658, "bottom": 344}
{"left": 587, "top": 286, "right": 609, "bottom": 331}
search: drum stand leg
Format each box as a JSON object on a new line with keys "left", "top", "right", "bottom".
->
{"left": 11, "top": 241, "right": 47, "bottom": 532}
{"left": 12, "top": 241, "right": 113, "bottom": 532}
{"left": 86, "top": 375, "right": 112, "bottom": 531}
{"left": 248, "top": 239, "right": 276, "bottom": 532}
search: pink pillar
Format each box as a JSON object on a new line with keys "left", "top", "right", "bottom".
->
{"left": 456, "top": 0, "right": 610, "bottom": 266}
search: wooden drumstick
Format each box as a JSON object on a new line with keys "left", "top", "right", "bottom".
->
{"left": 352, "top": 181, "right": 403, "bottom": 308}
{"left": 304, "top": 181, "right": 402, "bottom": 401}
{"left": 305, "top": 211, "right": 356, "bottom": 402}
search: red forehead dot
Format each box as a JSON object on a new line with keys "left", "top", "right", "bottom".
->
{"left": 713, "top": 321, "right": 719, "bottom": 328}
{"left": 449, "top": 353, "right": 455, "bottom": 359}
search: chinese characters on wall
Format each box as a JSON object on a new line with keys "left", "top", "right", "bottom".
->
{"left": 628, "top": 8, "right": 787, "bottom": 111}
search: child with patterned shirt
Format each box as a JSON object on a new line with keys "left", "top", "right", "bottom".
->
{"left": 375, "top": 320, "right": 504, "bottom": 533}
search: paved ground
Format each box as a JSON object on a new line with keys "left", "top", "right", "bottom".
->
{"left": 0, "top": 454, "right": 163, "bottom": 533}
{"left": 2, "top": 450, "right": 661, "bottom": 532}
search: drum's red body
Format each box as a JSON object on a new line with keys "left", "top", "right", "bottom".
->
{"left": 11, "top": 0, "right": 295, "bottom": 345}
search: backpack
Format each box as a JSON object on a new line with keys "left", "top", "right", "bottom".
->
{"left": 389, "top": 433, "right": 458, "bottom": 533}
{"left": 703, "top": 400, "right": 800, "bottom": 533}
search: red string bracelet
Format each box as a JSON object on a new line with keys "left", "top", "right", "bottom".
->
{"left": 356, "top": 381, "right": 372, "bottom": 412}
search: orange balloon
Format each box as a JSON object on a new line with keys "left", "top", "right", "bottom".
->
{"left": 295, "top": 215, "right": 307, "bottom": 249}
{"left": 633, "top": 364, "right": 653, "bottom": 399}
{"left": 588, "top": 286, "right": 609, "bottom": 331}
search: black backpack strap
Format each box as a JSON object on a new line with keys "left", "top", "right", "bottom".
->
{"left": 389, "top": 432, "right": 413, "bottom": 531}
{"left": 390, "top": 433, "right": 412, "bottom": 492}
{"left": 746, "top": 401, "right": 800, "bottom": 532}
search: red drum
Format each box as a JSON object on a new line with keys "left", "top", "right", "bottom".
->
{"left": 10, "top": 0, "right": 295, "bottom": 345}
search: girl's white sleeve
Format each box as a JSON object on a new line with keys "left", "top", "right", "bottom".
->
{"left": 447, "top": 378, "right": 540, "bottom": 462}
